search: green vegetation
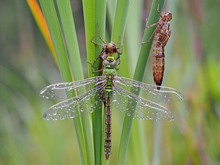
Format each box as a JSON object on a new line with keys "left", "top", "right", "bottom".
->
{"left": 0, "top": 0, "right": 220, "bottom": 164}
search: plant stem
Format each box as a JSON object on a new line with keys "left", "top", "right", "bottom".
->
{"left": 39, "top": 0, "right": 87, "bottom": 164}
{"left": 118, "top": 0, "right": 165, "bottom": 164}
{"left": 92, "top": 0, "right": 107, "bottom": 164}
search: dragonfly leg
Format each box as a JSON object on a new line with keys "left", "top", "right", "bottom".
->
{"left": 157, "top": 3, "right": 163, "bottom": 18}
{"left": 90, "top": 40, "right": 103, "bottom": 47}
{"left": 142, "top": 29, "right": 156, "bottom": 44}
{"left": 143, "top": 21, "right": 158, "bottom": 43}
{"left": 98, "top": 35, "right": 107, "bottom": 44}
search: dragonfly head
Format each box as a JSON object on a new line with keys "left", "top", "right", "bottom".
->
{"left": 106, "top": 42, "right": 117, "bottom": 54}
{"left": 163, "top": 12, "right": 172, "bottom": 22}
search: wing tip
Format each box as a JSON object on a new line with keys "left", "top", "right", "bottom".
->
{"left": 42, "top": 113, "right": 52, "bottom": 120}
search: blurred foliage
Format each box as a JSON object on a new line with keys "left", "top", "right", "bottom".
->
{"left": 0, "top": 0, "right": 220, "bottom": 165}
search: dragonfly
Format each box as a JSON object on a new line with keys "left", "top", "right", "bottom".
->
{"left": 40, "top": 56, "right": 183, "bottom": 160}
{"left": 146, "top": 5, "right": 172, "bottom": 89}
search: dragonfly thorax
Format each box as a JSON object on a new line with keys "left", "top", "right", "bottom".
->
{"left": 102, "top": 57, "right": 117, "bottom": 76}
{"left": 103, "top": 67, "right": 117, "bottom": 76}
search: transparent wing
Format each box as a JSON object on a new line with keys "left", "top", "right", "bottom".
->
{"left": 113, "top": 76, "right": 183, "bottom": 102}
{"left": 112, "top": 86, "right": 174, "bottom": 121}
{"left": 40, "top": 76, "right": 106, "bottom": 100}
{"left": 43, "top": 82, "right": 106, "bottom": 120}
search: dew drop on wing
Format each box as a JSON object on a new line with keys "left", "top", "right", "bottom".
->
{"left": 128, "top": 100, "right": 133, "bottom": 104}
{"left": 169, "top": 117, "right": 175, "bottom": 122}
{"left": 127, "top": 112, "right": 131, "bottom": 117}
{"left": 149, "top": 91, "right": 154, "bottom": 95}
{"left": 43, "top": 113, "right": 48, "bottom": 119}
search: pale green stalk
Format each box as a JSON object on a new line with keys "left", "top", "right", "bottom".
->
{"left": 118, "top": 0, "right": 165, "bottom": 164}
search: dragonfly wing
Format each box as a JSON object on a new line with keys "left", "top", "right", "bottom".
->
{"left": 112, "top": 86, "right": 174, "bottom": 121}
{"left": 113, "top": 76, "right": 183, "bottom": 102}
{"left": 40, "top": 76, "right": 106, "bottom": 100}
{"left": 43, "top": 82, "right": 106, "bottom": 120}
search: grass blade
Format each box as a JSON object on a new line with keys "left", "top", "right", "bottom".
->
{"left": 125, "top": 1, "right": 148, "bottom": 164}
{"left": 27, "top": 0, "right": 57, "bottom": 63}
{"left": 55, "top": 0, "right": 94, "bottom": 164}
{"left": 111, "top": 0, "right": 131, "bottom": 46}
{"left": 118, "top": 0, "right": 165, "bottom": 164}
{"left": 84, "top": 0, "right": 107, "bottom": 163}
{"left": 82, "top": 0, "right": 95, "bottom": 77}
{"left": 38, "top": 0, "right": 87, "bottom": 163}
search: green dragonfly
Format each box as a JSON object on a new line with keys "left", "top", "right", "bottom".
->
{"left": 40, "top": 56, "right": 183, "bottom": 160}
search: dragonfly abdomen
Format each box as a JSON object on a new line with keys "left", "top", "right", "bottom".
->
{"left": 152, "top": 37, "right": 165, "bottom": 89}
{"left": 104, "top": 96, "right": 111, "bottom": 160}
{"left": 152, "top": 47, "right": 165, "bottom": 90}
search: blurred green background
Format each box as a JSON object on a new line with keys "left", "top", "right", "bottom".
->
{"left": 0, "top": 0, "right": 220, "bottom": 164}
